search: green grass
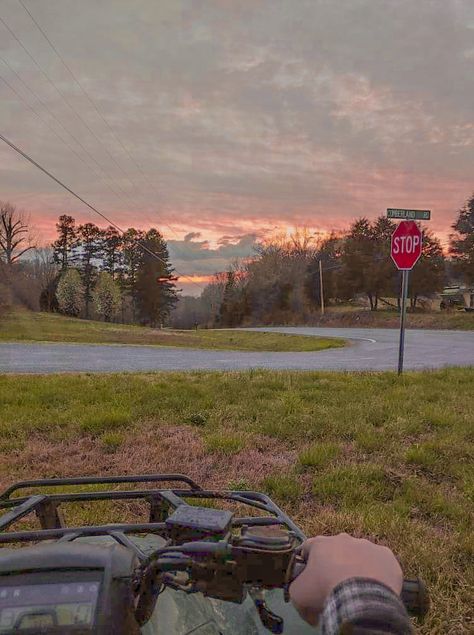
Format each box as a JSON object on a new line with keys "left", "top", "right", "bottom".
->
{"left": 313, "top": 463, "right": 398, "bottom": 506}
{"left": 262, "top": 473, "right": 303, "bottom": 502}
{"left": 298, "top": 441, "right": 341, "bottom": 469}
{"left": 0, "top": 368, "right": 472, "bottom": 632}
{"left": 0, "top": 309, "right": 344, "bottom": 352}
{"left": 204, "top": 432, "right": 246, "bottom": 455}
{"left": 100, "top": 431, "right": 125, "bottom": 453}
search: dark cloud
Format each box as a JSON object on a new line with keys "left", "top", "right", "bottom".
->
{"left": 168, "top": 232, "right": 258, "bottom": 276}
{"left": 184, "top": 231, "right": 202, "bottom": 241}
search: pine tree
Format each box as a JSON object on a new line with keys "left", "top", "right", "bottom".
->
{"left": 52, "top": 215, "right": 78, "bottom": 270}
{"left": 135, "top": 229, "right": 178, "bottom": 326}
{"left": 450, "top": 193, "right": 474, "bottom": 288}
{"left": 121, "top": 228, "right": 145, "bottom": 321}
{"left": 76, "top": 223, "right": 103, "bottom": 319}
{"left": 101, "top": 226, "right": 123, "bottom": 279}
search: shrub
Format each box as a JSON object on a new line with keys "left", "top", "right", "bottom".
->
{"left": 92, "top": 272, "right": 121, "bottom": 322}
{"left": 57, "top": 269, "right": 84, "bottom": 317}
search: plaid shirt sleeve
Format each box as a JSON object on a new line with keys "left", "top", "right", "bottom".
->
{"left": 320, "top": 578, "right": 413, "bottom": 635}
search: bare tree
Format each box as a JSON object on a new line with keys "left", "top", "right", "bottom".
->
{"left": 31, "top": 248, "right": 58, "bottom": 289}
{"left": 0, "top": 202, "right": 36, "bottom": 265}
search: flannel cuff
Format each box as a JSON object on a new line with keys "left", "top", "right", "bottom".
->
{"left": 320, "top": 578, "right": 413, "bottom": 635}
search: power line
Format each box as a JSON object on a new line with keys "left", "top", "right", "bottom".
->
{"left": 2, "top": 6, "right": 239, "bottom": 289}
{"left": 17, "top": 0, "right": 154, "bottom": 191}
{"left": 0, "top": 57, "right": 133, "bottom": 206}
{"left": 0, "top": 132, "right": 205, "bottom": 290}
{"left": 15, "top": 0, "right": 196, "bottom": 261}
{"left": 0, "top": 17, "right": 135, "bottom": 202}
{"left": 0, "top": 13, "right": 142, "bottom": 201}
{"left": 0, "top": 43, "right": 178, "bottom": 253}
{"left": 0, "top": 53, "right": 203, "bottom": 291}
{"left": 0, "top": 10, "right": 192, "bottom": 262}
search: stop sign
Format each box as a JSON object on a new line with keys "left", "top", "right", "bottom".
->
{"left": 391, "top": 221, "right": 423, "bottom": 270}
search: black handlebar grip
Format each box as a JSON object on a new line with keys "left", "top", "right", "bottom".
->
{"left": 401, "top": 578, "right": 430, "bottom": 619}
{"left": 290, "top": 559, "right": 429, "bottom": 620}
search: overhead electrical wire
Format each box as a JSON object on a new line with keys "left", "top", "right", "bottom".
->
{"left": 0, "top": 55, "right": 185, "bottom": 256}
{"left": 16, "top": 0, "right": 195, "bottom": 260}
{"left": 17, "top": 0, "right": 159, "bottom": 199}
{"left": 0, "top": 132, "right": 206, "bottom": 290}
{"left": 0, "top": 13, "right": 142, "bottom": 201}
{"left": 0, "top": 46, "right": 137, "bottom": 205}
{"left": 0, "top": 65, "right": 204, "bottom": 288}
{"left": 0, "top": 42, "right": 168, "bottom": 240}
{"left": 0, "top": 57, "right": 133, "bottom": 206}
{"left": 0, "top": 7, "right": 205, "bottom": 288}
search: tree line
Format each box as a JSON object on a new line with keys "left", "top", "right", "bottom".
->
{"left": 175, "top": 193, "right": 474, "bottom": 328}
{"left": 49, "top": 215, "right": 178, "bottom": 325}
{"left": 0, "top": 206, "right": 178, "bottom": 326}
{"left": 2, "top": 192, "right": 474, "bottom": 328}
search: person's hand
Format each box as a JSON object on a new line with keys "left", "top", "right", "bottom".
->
{"left": 289, "top": 533, "right": 403, "bottom": 626}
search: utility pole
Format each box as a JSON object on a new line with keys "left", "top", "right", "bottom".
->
{"left": 319, "top": 259, "right": 325, "bottom": 315}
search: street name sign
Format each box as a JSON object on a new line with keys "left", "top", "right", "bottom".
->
{"left": 387, "top": 208, "right": 431, "bottom": 221}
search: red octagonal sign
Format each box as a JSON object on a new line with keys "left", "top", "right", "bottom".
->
{"left": 391, "top": 220, "right": 423, "bottom": 270}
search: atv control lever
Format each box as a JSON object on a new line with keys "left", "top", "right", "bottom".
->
{"left": 249, "top": 589, "right": 284, "bottom": 635}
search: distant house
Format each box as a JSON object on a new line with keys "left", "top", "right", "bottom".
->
{"left": 439, "top": 285, "right": 474, "bottom": 310}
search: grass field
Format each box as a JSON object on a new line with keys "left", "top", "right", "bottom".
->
{"left": 0, "top": 369, "right": 472, "bottom": 633}
{"left": 0, "top": 310, "right": 344, "bottom": 352}
{"left": 309, "top": 307, "right": 474, "bottom": 330}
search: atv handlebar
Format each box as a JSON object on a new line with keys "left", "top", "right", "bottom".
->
{"left": 400, "top": 577, "right": 430, "bottom": 619}
{"left": 139, "top": 535, "right": 429, "bottom": 633}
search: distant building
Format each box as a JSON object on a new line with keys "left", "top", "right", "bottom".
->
{"left": 439, "top": 285, "right": 474, "bottom": 310}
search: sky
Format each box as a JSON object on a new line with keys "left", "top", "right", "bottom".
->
{"left": 0, "top": 0, "right": 473, "bottom": 294}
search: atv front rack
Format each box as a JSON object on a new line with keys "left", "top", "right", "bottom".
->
{"left": 0, "top": 473, "right": 305, "bottom": 561}
{"left": 0, "top": 474, "right": 429, "bottom": 627}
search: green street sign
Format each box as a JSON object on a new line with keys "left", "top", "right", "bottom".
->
{"left": 387, "top": 208, "right": 431, "bottom": 221}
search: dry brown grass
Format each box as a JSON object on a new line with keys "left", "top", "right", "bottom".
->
{"left": 306, "top": 308, "right": 474, "bottom": 330}
{"left": 0, "top": 427, "right": 295, "bottom": 492}
{"left": 1, "top": 427, "right": 471, "bottom": 633}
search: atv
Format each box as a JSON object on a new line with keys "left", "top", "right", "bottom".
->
{"left": 0, "top": 474, "right": 428, "bottom": 634}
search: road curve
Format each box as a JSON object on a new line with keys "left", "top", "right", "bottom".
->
{"left": 0, "top": 327, "right": 473, "bottom": 373}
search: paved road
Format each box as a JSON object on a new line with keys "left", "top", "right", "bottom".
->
{"left": 1, "top": 328, "right": 473, "bottom": 373}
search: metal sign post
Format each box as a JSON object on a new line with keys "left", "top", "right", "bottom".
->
{"left": 390, "top": 218, "right": 425, "bottom": 375}
{"left": 398, "top": 270, "right": 409, "bottom": 375}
